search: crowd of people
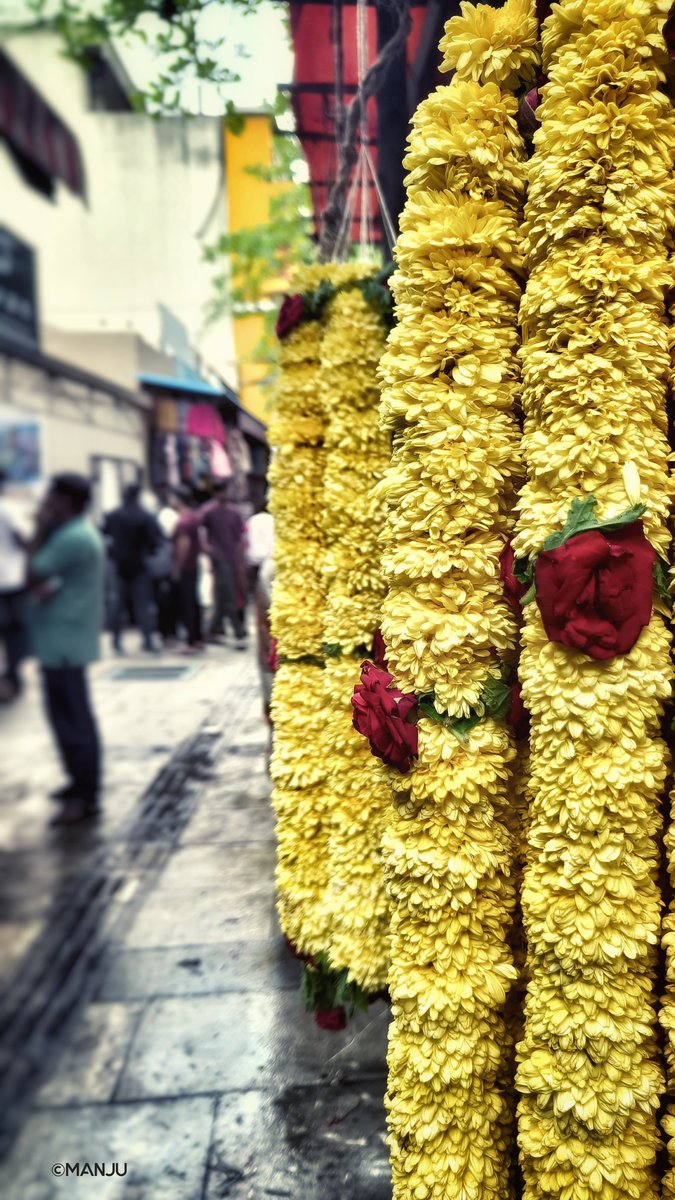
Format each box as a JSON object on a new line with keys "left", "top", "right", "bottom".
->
{"left": 0, "top": 470, "right": 274, "bottom": 824}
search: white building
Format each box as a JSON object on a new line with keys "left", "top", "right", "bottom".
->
{"left": 0, "top": 31, "right": 236, "bottom": 392}
{"left": 0, "top": 32, "right": 269, "bottom": 509}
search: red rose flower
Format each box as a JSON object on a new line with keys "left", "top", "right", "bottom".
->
{"left": 371, "top": 629, "right": 388, "bottom": 669}
{"left": 276, "top": 293, "right": 305, "bottom": 339}
{"left": 315, "top": 1007, "right": 346, "bottom": 1031}
{"left": 500, "top": 540, "right": 528, "bottom": 613}
{"left": 352, "top": 662, "right": 418, "bottom": 773}
{"left": 517, "top": 72, "right": 547, "bottom": 145}
{"left": 535, "top": 522, "right": 656, "bottom": 661}
{"left": 507, "top": 681, "right": 530, "bottom": 740}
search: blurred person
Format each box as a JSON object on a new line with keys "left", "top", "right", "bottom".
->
{"left": 0, "top": 470, "right": 29, "bottom": 701}
{"left": 157, "top": 487, "right": 179, "bottom": 539}
{"left": 148, "top": 490, "right": 179, "bottom": 647}
{"left": 255, "top": 555, "right": 277, "bottom": 725}
{"left": 200, "top": 481, "right": 246, "bottom": 647}
{"left": 245, "top": 492, "right": 274, "bottom": 593}
{"left": 171, "top": 486, "right": 203, "bottom": 653}
{"left": 29, "top": 473, "right": 104, "bottom": 825}
{"left": 103, "top": 482, "right": 160, "bottom": 653}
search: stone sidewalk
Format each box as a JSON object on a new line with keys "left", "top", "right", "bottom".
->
{"left": 0, "top": 639, "right": 390, "bottom": 1200}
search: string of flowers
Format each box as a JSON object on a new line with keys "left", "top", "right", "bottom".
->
{"left": 374, "top": 4, "right": 538, "bottom": 1195}
{"left": 318, "top": 269, "right": 393, "bottom": 994}
{"left": 661, "top": 285, "right": 675, "bottom": 1197}
{"left": 269, "top": 263, "right": 333, "bottom": 956}
{"left": 512, "top": 2, "right": 675, "bottom": 1196}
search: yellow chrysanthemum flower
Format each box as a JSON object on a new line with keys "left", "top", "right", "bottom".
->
{"left": 439, "top": 0, "right": 539, "bottom": 91}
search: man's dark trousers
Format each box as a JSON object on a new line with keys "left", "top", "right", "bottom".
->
{"left": 113, "top": 569, "right": 154, "bottom": 647}
{"left": 42, "top": 667, "right": 101, "bottom": 805}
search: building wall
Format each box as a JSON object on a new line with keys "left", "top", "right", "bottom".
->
{"left": 44, "top": 328, "right": 176, "bottom": 393}
{"left": 225, "top": 113, "right": 285, "bottom": 424}
{"left": 0, "top": 32, "right": 238, "bottom": 391}
{"left": 0, "top": 352, "right": 148, "bottom": 503}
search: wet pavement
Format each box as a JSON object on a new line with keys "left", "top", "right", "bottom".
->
{"left": 0, "top": 637, "right": 391, "bottom": 1199}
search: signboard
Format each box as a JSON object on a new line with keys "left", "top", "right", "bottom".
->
{"left": 0, "top": 225, "right": 38, "bottom": 347}
{"left": 0, "top": 405, "right": 43, "bottom": 492}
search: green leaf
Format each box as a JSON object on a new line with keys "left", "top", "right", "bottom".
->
{"left": 278, "top": 653, "right": 325, "bottom": 668}
{"left": 358, "top": 277, "right": 395, "bottom": 328}
{"left": 322, "top": 643, "right": 343, "bottom": 659}
{"left": 448, "top": 713, "right": 482, "bottom": 742}
{"left": 654, "top": 558, "right": 672, "bottom": 608}
{"left": 481, "top": 675, "right": 513, "bottom": 722}
{"left": 542, "top": 497, "right": 647, "bottom": 553}
{"left": 417, "top": 693, "right": 445, "bottom": 724}
{"left": 224, "top": 100, "right": 245, "bottom": 135}
{"left": 513, "top": 556, "right": 534, "bottom": 585}
{"left": 301, "top": 954, "right": 370, "bottom": 1017}
{"left": 521, "top": 582, "right": 537, "bottom": 606}
{"left": 304, "top": 280, "right": 335, "bottom": 318}
{"left": 543, "top": 497, "right": 599, "bottom": 551}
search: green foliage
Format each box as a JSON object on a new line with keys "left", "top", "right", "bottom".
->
{"left": 21, "top": 0, "right": 281, "bottom": 114}
{"left": 277, "top": 653, "right": 325, "bottom": 668}
{"left": 322, "top": 643, "right": 343, "bottom": 659}
{"left": 513, "top": 555, "right": 536, "bottom": 605}
{"left": 654, "top": 558, "right": 673, "bottom": 608}
{"left": 204, "top": 128, "right": 316, "bottom": 383}
{"left": 300, "top": 953, "right": 370, "bottom": 1017}
{"left": 542, "top": 496, "right": 647, "bottom": 552}
{"left": 418, "top": 665, "right": 514, "bottom": 742}
{"left": 205, "top": 134, "right": 315, "bottom": 316}
{"left": 513, "top": 556, "right": 533, "bottom": 585}
{"left": 479, "top": 670, "right": 513, "bottom": 722}
{"left": 359, "top": 264, "right": 395, "bottom": 327}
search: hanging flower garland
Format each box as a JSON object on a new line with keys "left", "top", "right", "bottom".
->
{"left": 270, "top": 263, "right": 395, "bottom": 985}
{"left": 269, "top": 263, "right": 334, "bottom": 956}
{"left": 318, "top": 269, "right": 394, "bottom": 995}
{"left": 513, "top": 2, "right": 675, "bottom": 1196}
{"left": 374, "top": 3, "right": 538, "bottom": 1195}
{"left": 659, "top": 186, "right": 675, "bottom": 1200}
{"left": 661, "top": 288, "right": 675, "bottom": 1199}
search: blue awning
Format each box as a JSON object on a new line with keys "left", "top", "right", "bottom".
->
{"left": 138, "top": 372, "right": 267, "bottom": 442}
{"left": 138, "top": 372, "right": 237, "bottom": 403}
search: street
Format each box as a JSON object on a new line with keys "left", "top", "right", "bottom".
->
{"left": 0, "top": 638, "right": 390, "bottom": 1200}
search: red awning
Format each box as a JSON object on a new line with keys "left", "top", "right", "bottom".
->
{"left": 0, "top": 50, "right": 85, "bottom": 199}
{"left": 288, "top": 0, "right": 439, "bottom": 248}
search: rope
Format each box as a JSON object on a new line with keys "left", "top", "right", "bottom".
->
{"left": 334, "top": 153, "right": 360, "bottom": 261}
{"left": 363, "top": 144, "right": 397, "bottom": 255}
{"left": 357, "top": 0, "right": 370, "bottom": 256}
{"left": 319, "top": 0, "right": 411, "bottom": 262}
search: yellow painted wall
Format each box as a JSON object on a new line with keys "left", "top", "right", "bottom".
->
{"left": 225, "top": 113, "right": 283, "bottom": 424}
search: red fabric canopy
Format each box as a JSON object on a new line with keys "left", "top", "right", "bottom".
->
{"left": 288, "top": 1, "right": 432, "bottom": 247}
{"left": 0, "top": 50, "right": 85, "bottom": 198}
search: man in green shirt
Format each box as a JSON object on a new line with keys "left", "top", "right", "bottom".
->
{"left": 30, "top": 473, "right": 105, "bottom": 824}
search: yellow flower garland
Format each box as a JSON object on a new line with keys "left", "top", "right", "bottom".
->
{"left": 269, "top": 265, "right": 332, "bottom": 955}
{"left": 377, "top": 5, "right": 536, "bottom": 1195}
{"left": 662, "top": 299, "right": 675, "bottom": 1198}
{"left": 319, "top": 275, "right": 392, "bottom": 992}
{"left": 513, "top": 3, "right": 675, "bottom": 1195}
{"left": 270, "top": 263, "right": 393, "bottom": 967}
